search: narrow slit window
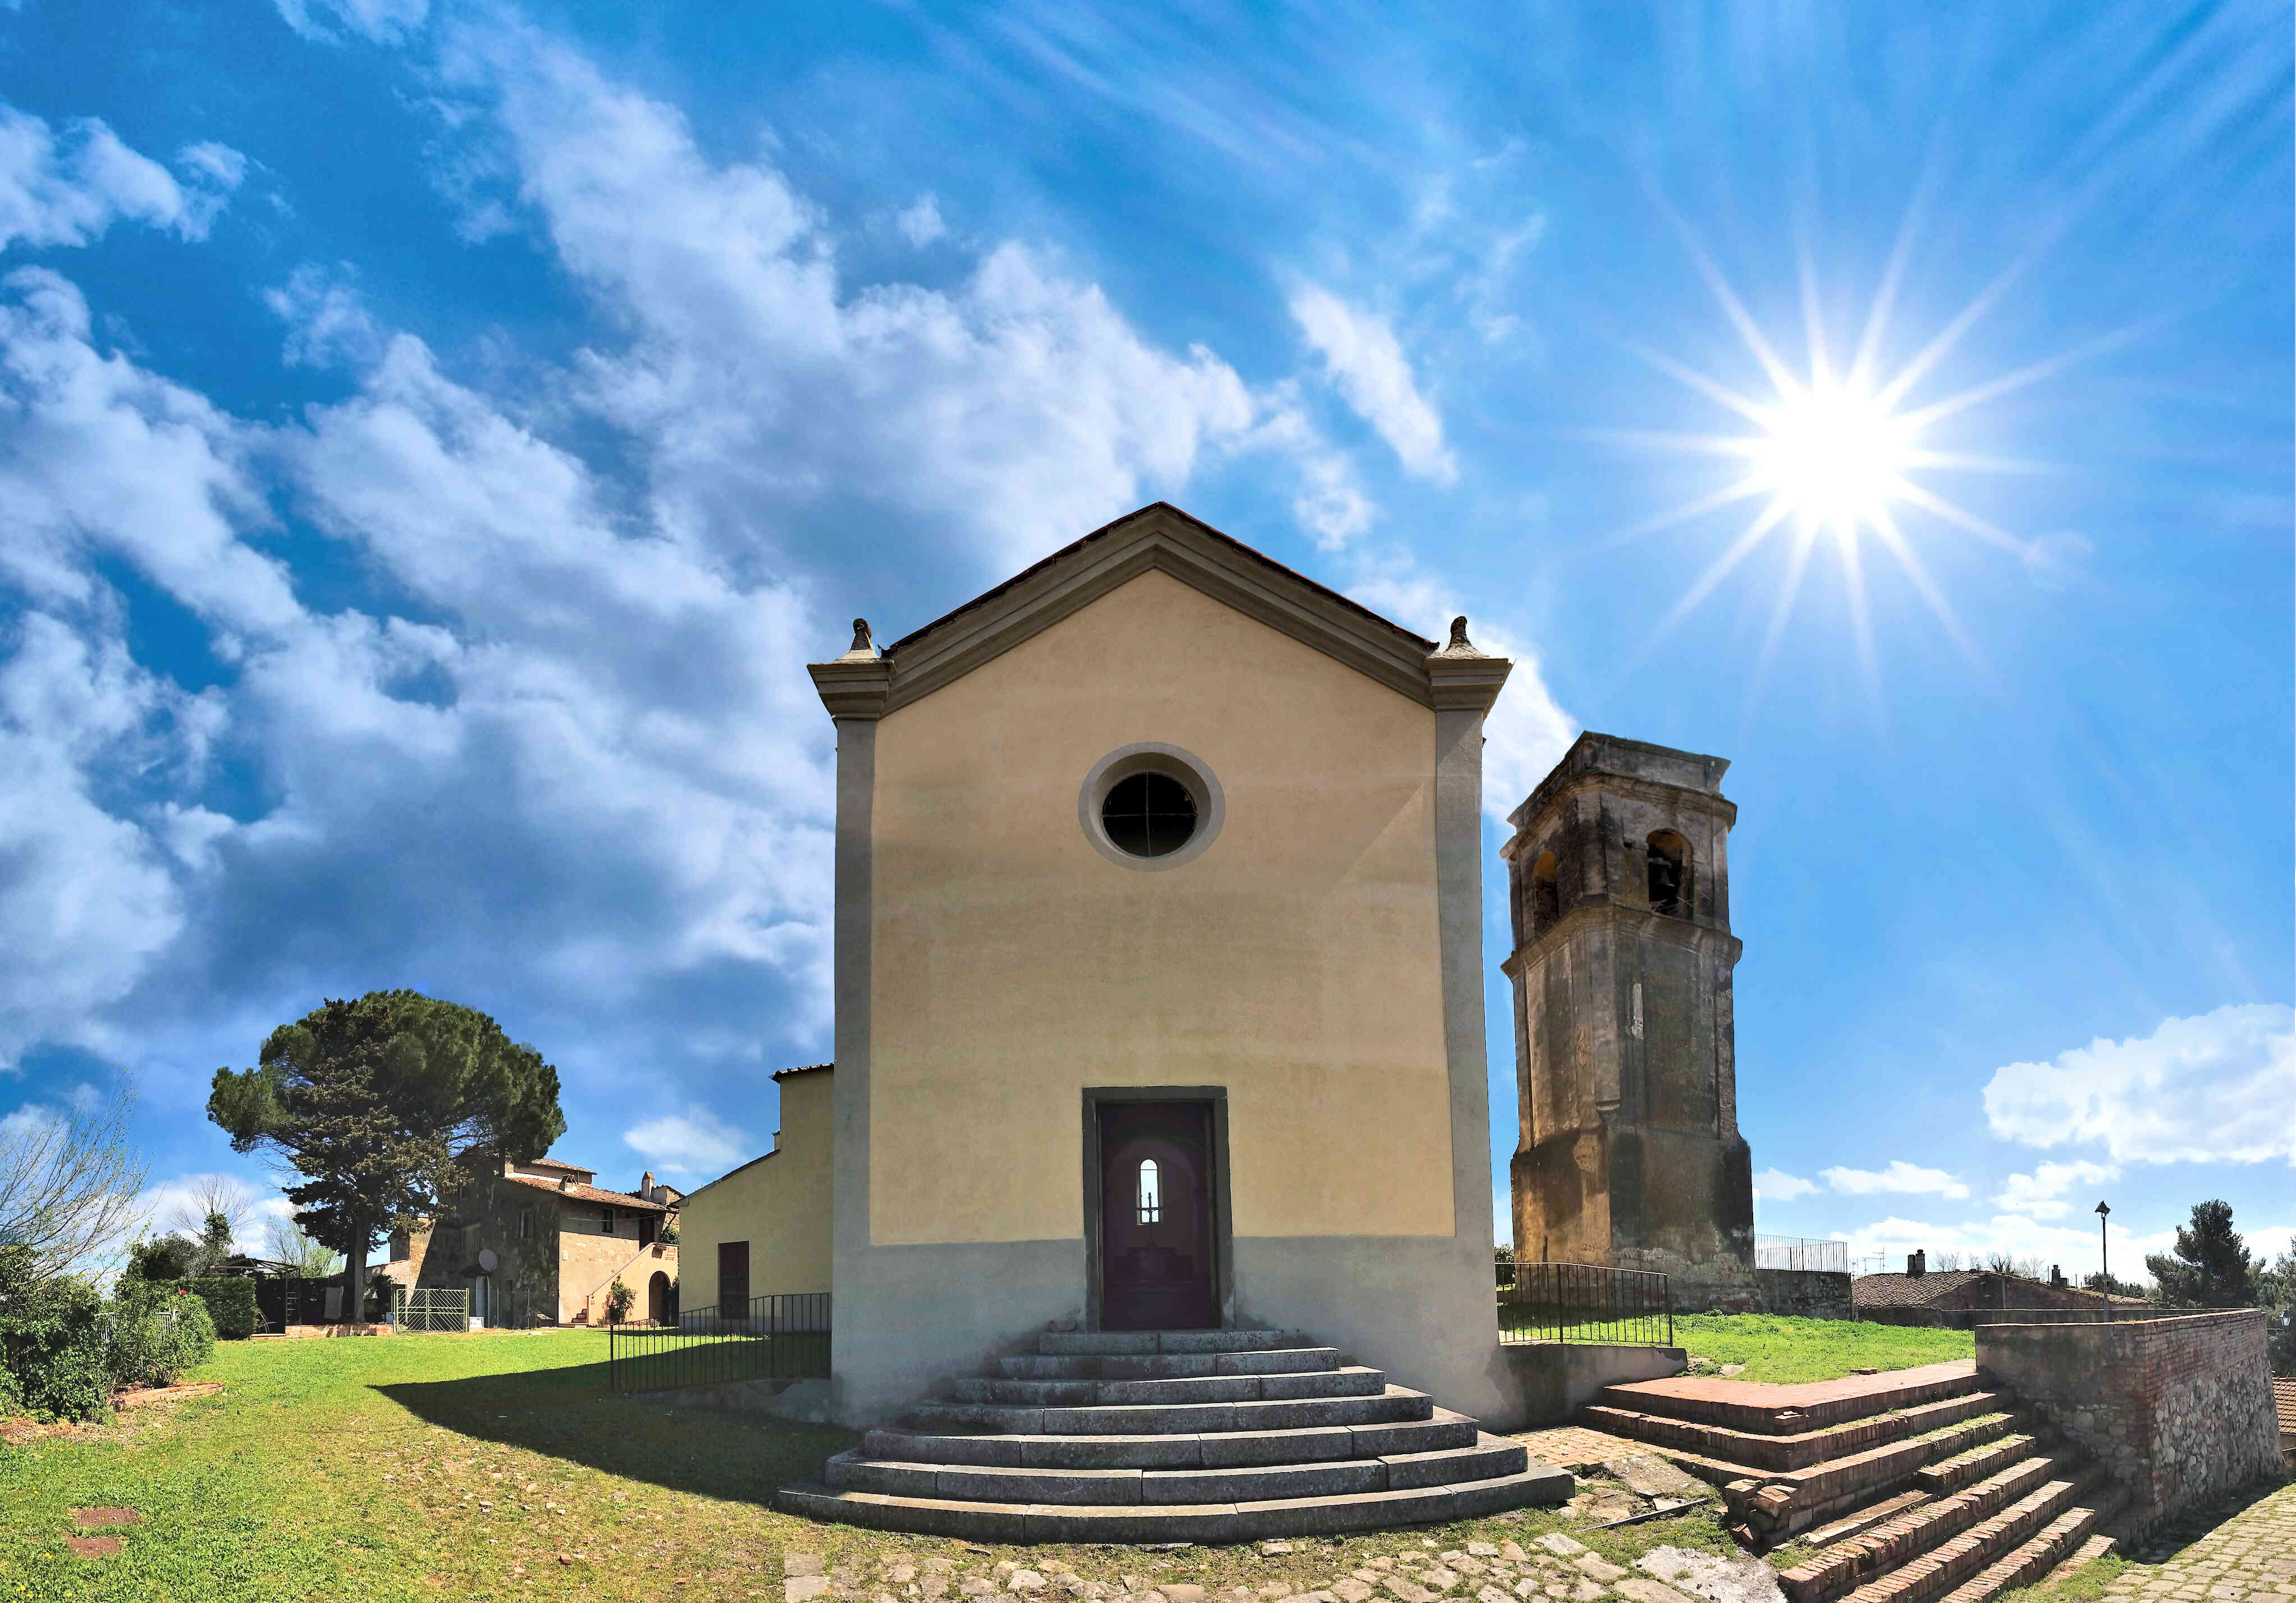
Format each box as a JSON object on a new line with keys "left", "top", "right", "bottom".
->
{"left": 1136, "top": 1158, "right": 1162, "bottom": 1225}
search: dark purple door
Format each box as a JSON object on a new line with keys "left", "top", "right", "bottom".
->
{"left": 1099, "top": 1102, "right": 1215, "bottom": 1331}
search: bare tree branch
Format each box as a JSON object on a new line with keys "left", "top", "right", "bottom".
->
{"left": 0, "top": 1080, "right": 148, "bottom": 1281}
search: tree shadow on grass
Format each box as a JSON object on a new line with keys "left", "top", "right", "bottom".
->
{"left": 375, "top": 1356, "right": 861, "bottom": 1508}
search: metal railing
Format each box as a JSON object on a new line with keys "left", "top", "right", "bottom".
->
{"left": 1755, "top": 1236, "right": 1849, "bottom": 1273}
{"left": 1497, "top": 1262, "right": 1673, "bottom": 1348}
{"left": 607, "top": 1291, "right": 830, "bottom": 1393}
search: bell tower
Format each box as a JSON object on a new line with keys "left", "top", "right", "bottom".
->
{"left": 1501, "top": 732, "right": 1755, "bottom": 1309}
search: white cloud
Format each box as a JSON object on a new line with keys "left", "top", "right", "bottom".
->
{"left": 1983, "top": 1003, "right": 2296, "bottom": 1166}
{"left": 273, "top": 0, "right": 428, "bottom": 45}
{"left": 623, "top": 1107, "right": 751, "bottom": 1179}
{"left": 1752, "top": 1168, "right": 1818, "bottom": 1202}
{"left": 0, "top": 108, "right": 242, "bottom": 252}
{"left": 1995, "top": 1159, "right": 2118, "bottom": 1220}
{"left": 896, "top": 194, "right": 946, "bottom": 246}
{"left": 1289, "top": 285, "right": 1457, "bottom": 483}
{"left": 1821, "top": 1160, "right": 1971, "bottom": 1200}
{"left": 1840, "top": 1213, "right": 2167, "bottom": 1282}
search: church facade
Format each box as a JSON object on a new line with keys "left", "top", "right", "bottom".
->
{"left": 807, "top": 502, "right": 1517, "bottom": 1426}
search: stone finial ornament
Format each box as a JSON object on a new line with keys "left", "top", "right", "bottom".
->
{"left": 1448, "top": 615, "right": 1471, "bottom": 650}
{"left": 850, "top": 618, "right": 873, "bottom": 653}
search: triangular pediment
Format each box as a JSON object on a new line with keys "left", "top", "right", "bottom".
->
{"left": 867, "top": 503, "right": 1461, "bottom": 714}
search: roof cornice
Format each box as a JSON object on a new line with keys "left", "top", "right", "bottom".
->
{"left": 808, "top": 504, "right": 1505, "bottom": 718}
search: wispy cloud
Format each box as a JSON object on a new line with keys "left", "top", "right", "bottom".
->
{"left": 623, "top": 1107, "right": 751, "bottom": 1179}
{"left": 1821, "top": 1160, "right": 1971, "bottom": 1200}
{"left": 1289, "top": 285, "right": 1457, "bottom": 484}
{"left": 1995, "top": 1159, "right": 2117, "bottom": 1220}
{"left": 1752, "top": 1167, "right": 1818, "bottom": 1202}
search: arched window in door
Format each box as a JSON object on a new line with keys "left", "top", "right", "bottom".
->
{"left": 1136, "top": 1159, "right": 1162, "bottom": 1225}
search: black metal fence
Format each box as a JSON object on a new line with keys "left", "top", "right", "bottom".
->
{"left": 1497, "top": 1261, "right": 1673, "bottom": 1347}
{"left": 606, "top": 1291, "right": 830, "bottom": 1393}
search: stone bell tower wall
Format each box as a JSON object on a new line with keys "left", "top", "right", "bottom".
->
{"left": 1502, "top": 733, "right": 1757, "bottom": 1312}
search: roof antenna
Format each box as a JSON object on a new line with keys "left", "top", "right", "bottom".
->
{"left": 1448, "top": 616, "right": 1471, "bottom": 650}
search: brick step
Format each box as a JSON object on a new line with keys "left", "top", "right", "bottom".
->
{"left": 823, "top": 1433, "right": 1527, "bottom": 1505}
{"left": 901, "top": 1383, "right": 1435, "bottom": 1438}
{"left": 1036, "top": 1330, "right": 1316, "bottom": 1357}
{"left": 775, "top": 1464, "right": 1572, "bottom": 1542}
{"left": 1704, "top": 1414, "right": 2028, "bottom": 1544}
{"left": 1916, "top": 1431, "right": 2053, "bottom": 1496}
{"left": 945, "top": 1367, "right": 1386, "bottom": 1408}
{"left": 1804, "top": 1490, "right": 1934, "bottom": 1549}
{"left": 867, "top": 1410, "right": 1483, "bottom": 1470}
{"left": 1582, "top": 1391, "right": 2011, "bottom": 1472}
{"left": 1596, "top": 1362, "right": 1984, "bottom": 1436}
{"left": 2034, "top": 1532, "right": 2117, "bottom": 1592}
{"left": 1780, "top": 1452, "right": 2078, "bottom": 1603}
{"left": 1840, "top": 1470, "right": 2104, "bottom": 1603}
{"left": 1000, "top": 1348, "right": 1344, "bottom": 1381}
{"left": 1936, "top": 1491, "right": 2125, "bottom": 1603}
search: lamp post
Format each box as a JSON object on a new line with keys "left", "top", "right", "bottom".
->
{"left": 2095, "top": 1201, "right": 2112, "bottom": 1323}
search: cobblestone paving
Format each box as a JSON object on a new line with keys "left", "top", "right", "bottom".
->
{"left": 1513, "top": 1426, "right": 1653, "bottom": 1472}
{"left": 2101, "top": 1481, "right": 2296, "bottom": 1602}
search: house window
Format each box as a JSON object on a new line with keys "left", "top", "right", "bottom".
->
{"left": 1136, "top": 1159, "right": 1162, "bottom": 1225}
{"left": 599, "top": 1204, "right": 616, "bottom": 1234}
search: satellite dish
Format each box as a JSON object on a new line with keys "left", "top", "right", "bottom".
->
{"left": 476, "top": 1249, "right": 498, "bottom": 1273}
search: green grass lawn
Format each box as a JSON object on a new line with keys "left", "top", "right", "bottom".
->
{"left": 0, "top": 1330, "right": 1735, "bottom": 1602}
{"left": 1670, "top": 1314, "right": 1975, "bottom": 1383}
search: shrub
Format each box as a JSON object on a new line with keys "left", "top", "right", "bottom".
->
{"left": 166, "top": 1277, "right": 258, "bottom": 1340}
{"left": 604, "top": 1279, "right": 633, "bottom": 1325}
{"left": 0, "top": 1253, "right": 109, "bottom": 1421}
{"left": 108, "top": 1279, "right": 216, "bottom": 1389}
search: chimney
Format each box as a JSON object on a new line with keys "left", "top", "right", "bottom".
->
{"left": 1908, "top": 1249, "right": 1926, "bottom": 1278}
{"left": 641, "top": 1170, "right": 655, "bottom": 1200}
{"left": 2050, "top": 1264, "right": 2065, "bottom": 1287}
{"left": 558, "top": 1175, "right": 571, "bottom": 1191}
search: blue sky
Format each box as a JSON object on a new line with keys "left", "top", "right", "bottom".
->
{"left": 3, "top": 1, "right": 2289, "bottom": 1285}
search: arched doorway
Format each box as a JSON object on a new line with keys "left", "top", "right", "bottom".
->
{"left": 647, "top": 1271, "right": 670, "bottom": 1325}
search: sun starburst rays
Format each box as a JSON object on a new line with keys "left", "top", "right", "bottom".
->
{"left": 1602, "top": 226, "right": 2115, "bottom": 709}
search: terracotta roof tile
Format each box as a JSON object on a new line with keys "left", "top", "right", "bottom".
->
{"left": 502, "top": 1173, "right": 669, "bottom": 1212}
{"left": 771, "top": 1062, "right": 832, "bottom": 1081}
{"left": 1850, "top": 1269, "right": 1989, "bottom": 1308}
{"left": 2274, "top": 1376, "right": 2296, "bottom": 1432}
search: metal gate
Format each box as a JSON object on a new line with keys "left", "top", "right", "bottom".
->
{"left": 394, "top": 1287, "right": 472, "bottom": 1332}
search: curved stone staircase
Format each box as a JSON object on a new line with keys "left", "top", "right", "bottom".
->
{"left": 1575, "top": 1361, "right": 2124, "bottom": 1603}
{"left": 778, "top": 1327, "right": 1572, "bottom": 1541}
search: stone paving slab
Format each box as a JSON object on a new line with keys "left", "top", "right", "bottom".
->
{"left": 1513, "top": 1426, "right": 1654, "bottom": 1472}
{"left": 2101, "top": 1481, "right": 2296, "bottom": 1603}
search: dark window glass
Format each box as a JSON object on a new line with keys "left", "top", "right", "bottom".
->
{"left": 1101, "top": 773, "right": 1197, "bottom": 857}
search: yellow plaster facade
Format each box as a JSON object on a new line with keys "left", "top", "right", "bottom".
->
{"left": 867, "top": 568, "right": 1453, "bottom": 1247}
{"left": 679, "top": 1065, "right": 835, "bottom": 1306}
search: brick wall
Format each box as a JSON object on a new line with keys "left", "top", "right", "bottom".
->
{"left": 1977, "top": 1309, "right": 2279, "bottom": 1531}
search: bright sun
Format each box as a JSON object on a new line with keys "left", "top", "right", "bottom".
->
{"left": 1748, "top": 377, "right": 1917, "bottom": 535}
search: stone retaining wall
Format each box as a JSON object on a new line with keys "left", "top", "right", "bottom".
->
{"left": 1977, "top": 1308, "right": 2279, "bottom": 1531}
{"left": 1758, "top": 1268, "right": 1853, "bottom": 1319}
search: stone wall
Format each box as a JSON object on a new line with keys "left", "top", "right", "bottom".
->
{"left": 1978, "top": 1309, "right": 2280, "bottom": 1531}
{"left": 1494, "top": 1340, "right": 1687, "bottom": 1430}
{"left": 1757, "top": 1268, "right": 1851, "bottom": 1319}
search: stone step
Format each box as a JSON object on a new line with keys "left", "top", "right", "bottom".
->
{"left": 1598, "top": 1362, "right": 1985, "bottom": 1436}
{"left": 900, "top": 1382, "right": 1434, "bottom": 1438}
{"left": 1936, "top": 1494, "right": 2123, "bottom": 1603}
{"left": 775, "top": 1463, "right": 1573, "bottom": 1543}
{"left": 1915, "top": 1433, "right": 2048, "bottom": 1496}
{"left": 1036, "top": 1329, "right": 1317, "bottom": 1357}
{"left": 866, "top": 1409, "right": 1482, "bottom": 1470}
{"left": 999, "top": 1348, "right": 1344, "bottom": 1381}
{"left": 822, "top": 1434, "right": 1527, "bottom": 1506}
{"left": 1838, "top": 1470, "right": 2102, "bottom": 1603}
{"left": 1582, "top": 1392, "right": 2012, "bottom": 1473}
{"left": 945, "top": 1367, "right": 1387, "bottom": 1408}
{"left": 1780, "top": 1453, "right": 2080, "bottom": 1603}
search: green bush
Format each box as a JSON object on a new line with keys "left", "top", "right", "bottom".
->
{"left": 0, "top": 1253, "right": 109, "bottom": 1421}
{"left": 109, "top": 1281, "right": 217, "bottom": 1389}
{"left": 163, "top": 1277, "right": 259, "bottom": 1339}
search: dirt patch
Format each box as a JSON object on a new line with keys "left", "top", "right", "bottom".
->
{"left": 70, "top": 1508, "right": 141, "bottom": 1527}
{"left": 115, "top": 1382, "right": 223, "bottom": 1408}
{"left": 66, "top": 1536, "right": 122, "bottom": 1558}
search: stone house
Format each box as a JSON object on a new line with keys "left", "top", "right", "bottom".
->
{"left": 1852, "top": 1253, "right": 2109, "bottom": 1326}
{"left": 384, "top": 1155, "right": 682, "bottom": 1327}
{"left": 676, "top": 1064, "right": 832, "bottom": 1314}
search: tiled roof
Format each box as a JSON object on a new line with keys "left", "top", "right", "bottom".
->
{"left": 2274, "top": 1376, "right": 2296, "bottom": 1433}
{"left": 771, "top": 1062, "right": 832, "bottom": 1081}
{"left": 1850, "top": 1270, "right": 1990, "bottom": 1308}
{"left": 518, "top": 1157, "right": 594, "bottom": 1175}
{"left": 502, "top": 1173, "right": 670, "bottom": 1212}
